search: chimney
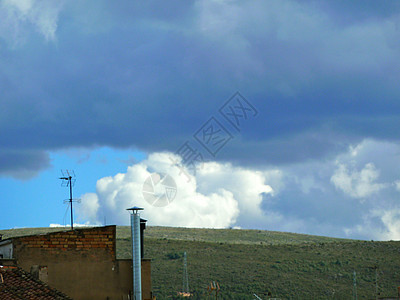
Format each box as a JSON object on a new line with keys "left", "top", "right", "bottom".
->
{"left": 140, "top": 218, "right": 147, "bottom": 258}
{"left": 127, "top": 207, "right": 143, "bottom": 300}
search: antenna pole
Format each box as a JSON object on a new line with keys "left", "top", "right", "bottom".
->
{"left": 69, "top": 176, "right": 73, "bottom": 230}
{"left": 375, "top": 267, "right": 378, "bottom": 300}
{"left": 59, "top": 170, "right": 78, "bottom": 231}
{"left": 353, "top": 270, "right": 357, "bottom": 300}
{"left": 183, "top": 251, "right": 189, "bottom": 294}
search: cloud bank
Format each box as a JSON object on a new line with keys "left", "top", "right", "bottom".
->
{"left": 77, "top": 140, "right": 400, "bottom": 241}
{"left": 1, "top": 1, "right": 400, "bottom": 178}
{"left": 78, "top": 152, "right": 273, "bottom": 229}
{"left": 1, "top": 1, "right": 400, "bottom": 241}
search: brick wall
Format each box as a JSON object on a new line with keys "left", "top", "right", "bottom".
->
{"left": 13, "top": 226, "right": 116, "bottom": 259}
{"left": 9, "top": 226, "right": 152, "bottom": 300}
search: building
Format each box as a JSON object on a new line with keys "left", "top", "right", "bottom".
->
{"left": 0, "top": 265, "right": 72, "bottom": 299}
{"left": 0, "top": 225, "right": 153, "bottom": 300}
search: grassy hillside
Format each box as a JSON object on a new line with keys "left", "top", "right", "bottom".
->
{"left": 1, "top": 226, "right": 399, "bottom": 299}
{"left": 0, "top": 227, "right": 72, "bottom": 239}
{"left": 119, "top": 226, "right": 353, "bottom": 246}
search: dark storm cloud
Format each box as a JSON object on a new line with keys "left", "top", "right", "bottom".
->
{"left": 0, "top": 149, "right": 50, "bottom": 179}
{"left": 1, "top": 0, "right": 400, "bottom": 177}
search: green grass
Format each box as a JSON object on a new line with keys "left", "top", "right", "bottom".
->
{"left": 119, "top": 226, "right": 354, "bottom": 246}
{"left": 0, "top": 227, "right": 72, "bottom": 239}
{"left": 1, "top": 226, "right": 399, "bottom": 299}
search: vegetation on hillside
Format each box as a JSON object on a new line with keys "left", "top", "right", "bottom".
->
{"left": 1, "top": 226, "right": 399, "bottom": 299}
{"left": 117, "top": 227, "right": 400, "bottom": 299}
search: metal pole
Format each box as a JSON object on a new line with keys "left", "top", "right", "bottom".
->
{"left": 69, "top": 176, "right": 73, "bottom": 230}
{"left": 375, "top": 267, "right": 378, "bottom": 300}
{"left": 183, "top": 251, "right": 189, "bottom": 293}
{"left": 353, "top": 270, "right": 357, "bottom": 300}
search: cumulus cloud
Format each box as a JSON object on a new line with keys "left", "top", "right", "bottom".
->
{"left": 344, "top": 209, "right": 400, "bottom": 241}
{"left": 77, "top": 193, "right": 100, "bottom": 225}
{"left": 196, "top": 161, "right": 274, "bottom": 227}
{"left": 378, "top": 209, "right": 400, "bottom": 240}
{"left": 78, "top": 152, "right": 274, "bottom": 229}
{"left": 1, "top": 0, "right": 399, "bottom": 240}
{"left": 331, "top": 163, "right": 386, "bottom": 199}
{"left": 71, "top": 139, "right": 400, "bottom": 240}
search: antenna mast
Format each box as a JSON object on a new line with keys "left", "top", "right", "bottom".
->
{"left": 353, "top": 270, "right": 357, "bottom": 300}
{"left": 59, "top": 170, "right": 79, "bottom": 230}
{"left": 183, "top": 251, "right": 189, "bottom": 294}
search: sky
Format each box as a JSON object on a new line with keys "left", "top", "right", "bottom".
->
{"left": 1, "top": 0, "right": 400, "bottom": 241}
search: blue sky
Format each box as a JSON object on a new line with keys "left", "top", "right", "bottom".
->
{"left": 1, "top": 0, "right": 400, "bottom": 240}
{"left": 1, "top": 147, "right": 145, "bottom": 228}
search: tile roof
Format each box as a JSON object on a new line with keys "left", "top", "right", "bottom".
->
{"left": 0, "top": 266, "right": 72, "bottom": 300}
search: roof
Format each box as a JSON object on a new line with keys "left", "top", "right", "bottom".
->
{"left": 0, "top": 266, "right": 72, "bottom": 300}
{"left": 0, "top": 226, "right": 118, "bottom": 246}
{"left": 0, "top": 239, "right": 12, "bottom": 246}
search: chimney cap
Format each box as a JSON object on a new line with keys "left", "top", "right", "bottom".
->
{"left": 127, "top": 206, "right": 144, "bottom": 212}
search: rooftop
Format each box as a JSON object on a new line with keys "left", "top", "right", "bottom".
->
{"left": 0, "top": 266, "right": 72, "bottom": 299}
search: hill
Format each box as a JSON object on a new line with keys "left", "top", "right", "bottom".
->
{"left": 1, "top": 226, "right": 399, "bottom": 299}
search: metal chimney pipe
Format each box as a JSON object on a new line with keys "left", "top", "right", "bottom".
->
{"left": 127, "top": 206, "right": 143, "bottom": 300}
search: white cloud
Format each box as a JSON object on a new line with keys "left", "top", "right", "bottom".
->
{"left": 344, "top": 209, "right": 400, "bottom": 241}
{"left": 77, "top": 193, "right": 100, "bottom": 224}
{"left": 74, "top": 139, "right": 400, "bottom": 240}
{"left": 331, "top": 162, "right": 385, "bottom": 199}
{"left": 378, "top": 209, "right": 400, "bottom": 240}
{"left": 49, "top": 222, "right": 96, "bottom": 228}
{"left": 395, "top": 180, "right": 400, "bottom": 192}
{"left": 196, "top": 161, "right": 274, "bottom": 226}
{"left": 0, "top": 0, "right": 63, "bottom": 45}
{"left": 78, "top": 152, "right": 275, "bottom": 229}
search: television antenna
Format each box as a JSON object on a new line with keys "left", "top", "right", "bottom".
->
{"left": 59, "top": 170, "right": 80, "bottom": 230}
